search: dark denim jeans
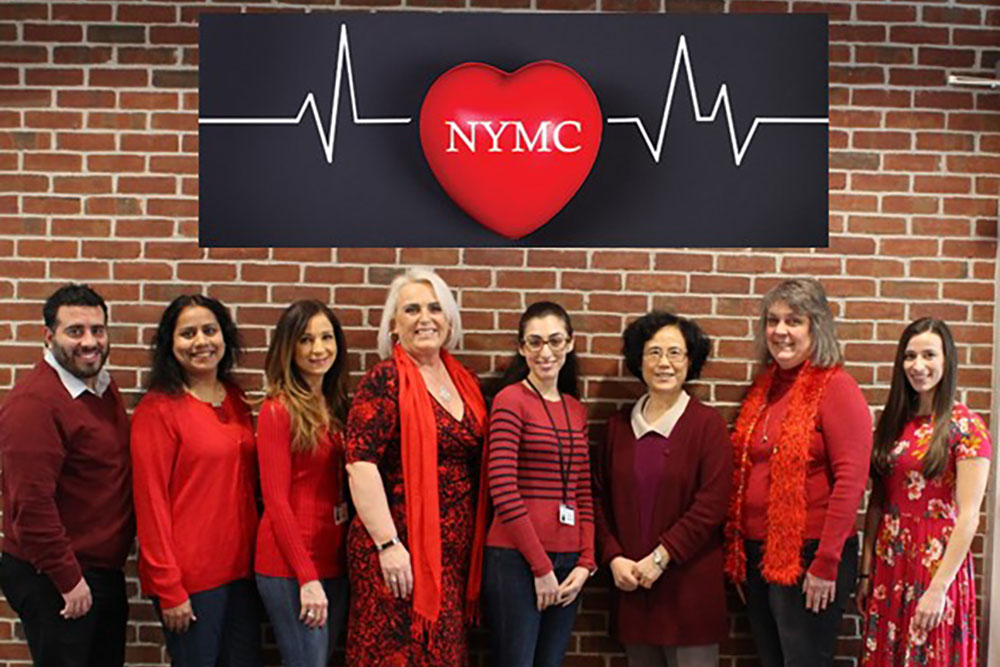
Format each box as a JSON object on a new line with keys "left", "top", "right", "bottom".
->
{"left": 255, "top": 575, "right": 348, "bottom": 667}
{"left": 153, "top": 579, "right": 263, "bottom": 667}
{"left": 0, "top": 552, "right": 128, "bottom": 667}
{"left": 744, "top": 536, "right": 859, "bottom": 667}
{"left": 483, "top": 547, "right": 581, "bottom": 667}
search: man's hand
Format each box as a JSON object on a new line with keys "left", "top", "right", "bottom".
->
{"left": 60, "top": 577, "right": 92, "bottom": 620}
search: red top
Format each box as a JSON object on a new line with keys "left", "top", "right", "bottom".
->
{"left": 255, "top": 398, "right": 348, "bottom": 583}
{"left": 742, "top": 365, "right": 872, "bottom": 581}
{"left": 0, "top": 362, "right": 134, "bottom": 593}
{"left": 486, "top": 382, "right": 595, "bottom": 576}
{"left": 130, "top": 385, "right": 258, "bottom": 608}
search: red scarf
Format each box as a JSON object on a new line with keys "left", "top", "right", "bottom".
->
{"left": 393, "top": 344, "right": 489, "bottom": 638}
{"left": 724, "top": 361, "right": 838, "bottom": 585}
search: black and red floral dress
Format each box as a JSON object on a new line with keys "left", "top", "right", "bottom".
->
{"left": 345, "top": 359, "right": 484, "bottom": 667}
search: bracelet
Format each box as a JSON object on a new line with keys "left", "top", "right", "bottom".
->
{"left": 376, "top": 536, "right": 401, "bottom": 552}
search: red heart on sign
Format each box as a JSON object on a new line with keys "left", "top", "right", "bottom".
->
{"left": 420, "top": 61, "right": 602, "bottom": 240}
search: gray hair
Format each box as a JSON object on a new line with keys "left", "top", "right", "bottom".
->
{"left": 755, "top": 278, "right": 843, "bottom": 368}
{"left": 376, "top": 267, "right": 463, "bottom": 359}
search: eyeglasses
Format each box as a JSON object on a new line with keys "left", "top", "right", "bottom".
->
{"left": 643, "top": 346, "right": 687, "bottom": 363}
{"left": 523, "top": 334, "right": 570, "bottom": 353}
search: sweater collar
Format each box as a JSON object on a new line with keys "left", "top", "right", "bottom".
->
{"left": 44, "top": 349, "right": 111, "bottom": 398}
{"left": 631, "top": 390, "right": 690, "bottom": 439}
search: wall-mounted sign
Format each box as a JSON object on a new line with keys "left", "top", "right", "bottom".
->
{"left": 199, "top": 13, "right": 828, "bottom": 247}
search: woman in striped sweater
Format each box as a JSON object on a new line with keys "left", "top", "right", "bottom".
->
{"left": 484, "top": 301, "right": 595, "bottom": 667}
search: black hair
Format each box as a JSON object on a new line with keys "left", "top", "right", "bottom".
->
{"left": 491, "top": 301, "right": 580, "bottom": 399}
{"left": 622, "top": 311, "right": 711, "bottom": 383}
{"left": 43, "top": 283, "right": 108, "bottom": 329}
{"left": 147, "top": 294, "right": 242, "bottom": 394}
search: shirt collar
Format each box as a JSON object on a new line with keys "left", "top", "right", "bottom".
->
{"left": 631, "top": 390, "right": 690, "bottom": 439}
{"left": 44, "top": 349, "right": 111, "bottom": 398}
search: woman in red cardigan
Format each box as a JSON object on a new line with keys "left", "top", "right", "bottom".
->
{"left": 255, "top": 300, "right": 351, "bottom": 667}
{"left": 131, "top": 295, "right": 261, "bottom": 666}
{"left": 724, "top": 278, "right": 872, "bottom": 667}
{"left": 593, "top": 311, "right": 732, "bottom": 667}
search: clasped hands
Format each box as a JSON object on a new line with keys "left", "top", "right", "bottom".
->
{"left": 610, "top": 546, "right": 669, "bottom": 592}
{"left": 533, "top": 566, "right": 590, "bottom": 611}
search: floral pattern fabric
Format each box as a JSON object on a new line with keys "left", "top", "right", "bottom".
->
{"left": 344, "top": 360, "right": 484, "bottom": 667}
{"left": 861, "top": 403, "right": 991, "bottom": 667}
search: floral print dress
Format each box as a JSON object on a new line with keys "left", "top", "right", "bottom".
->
{"left": 861, "top": 403, "right": 992, "bottom": 667}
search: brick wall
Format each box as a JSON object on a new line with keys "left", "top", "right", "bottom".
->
{"left": 0, "top": 1, "right": 998, "bottom": 665}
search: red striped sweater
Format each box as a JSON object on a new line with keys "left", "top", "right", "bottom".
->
{"left": 486, "top": 382, "right": 595, "bottom": 576}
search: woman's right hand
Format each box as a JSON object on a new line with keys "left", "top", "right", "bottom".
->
{"left": 162, "top": 599, "right": 196, "bottom": 633}
{"left": 855, "top": 576, "right": 872, "bottom": 616}
{"left": 379, "top": 542, "right": 413, "bottom": 599}
{"left": 610, "top": 556, "right": 639, "bottom": 592}
{"left": 534, "top": 571, "right": 560, "bottom": 611}
{"left": 300, "top": 580, "right": 328, "bottom": 629}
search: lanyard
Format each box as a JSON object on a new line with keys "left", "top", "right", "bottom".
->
{"left": 525, "top": 379, "right": 574, "bottom": 505}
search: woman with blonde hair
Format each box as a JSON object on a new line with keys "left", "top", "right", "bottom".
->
{"left": 255, "top": 300, "right": 351, "bottom": 667}
{"left": 344, "top": 267, "right": 489, "bottom": 666}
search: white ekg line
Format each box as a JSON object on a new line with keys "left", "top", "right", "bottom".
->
{"left": 605, "top": 34, "right": 829, "bottom": 166}
{"left": 198, "top": 24, "right": 412, "bottom": 165}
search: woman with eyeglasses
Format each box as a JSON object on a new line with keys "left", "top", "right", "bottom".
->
{"left": 593, "top": 311, "right": 732, "bottom": 667}
{"left": 483, "top": 301, "right": 595, "bottom": 667}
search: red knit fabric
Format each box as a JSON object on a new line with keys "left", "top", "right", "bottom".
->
{"left": 0, "top": 362, "right": 134, "bottom": 593}
{"left": 486, "top": 383, "right": 595, "bottom": 576}
{"left": 130, "top": 386, "right": 258, "bottom": 608}
{"left": 255, "top": 398, "right": 348, "bottom": 583}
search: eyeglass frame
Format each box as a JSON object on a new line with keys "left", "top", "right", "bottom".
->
{"left": 642, "top": 345, "right": 688, "bottom": 363}
{"left": 521, "top": 333, "right": 572, "bottom": 353}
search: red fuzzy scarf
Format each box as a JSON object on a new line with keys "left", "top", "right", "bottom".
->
{"left": 724, "top": 362, "right": 838, "bottom": 585}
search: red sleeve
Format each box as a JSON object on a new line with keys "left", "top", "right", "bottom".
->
{"left": 488, "top": 389, "right": 552, "bottom": 577}
{"left": 0, "top": 394, "right": 81, "bottom": 593}
{"left": 808, "top": 371, "right": 873, "bottom": 581}
{"left": 572, "top": 401, "right": 596, "bottom": 571}
{"left": 953, "top": 405, "right": 992, "bottom": 462}
{"left": 346, "top": 362, "right": 398, "bottom": 465}
{"left": 659, "top": 407, "right": 733, "bottom": 565}
{"left": 592, "top": 413, "right": 626, "bottom": 567}
{"left": 257, "top": 399, "right": 319, "bottom": 585}
{"left": 130, "top": 395, "right": 188, "bottom": 608}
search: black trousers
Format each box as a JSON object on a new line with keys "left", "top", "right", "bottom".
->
{"left": 744, "top": 536, "right": 858, "bottom": 667}
{"left": 0, "top": 552, "right": 128, "bottom": 667}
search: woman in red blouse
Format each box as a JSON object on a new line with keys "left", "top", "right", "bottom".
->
{"left": 724, "top": 278, "right": 872, "bottom": 667}
{"left": 255, "top": 300, "right": 351, "bottom": 667}
{"left": 484, "top": 301, "right": 594, "bottom": 667}
{"left": 131, "top": 295, "right": 261, "bottom": 666}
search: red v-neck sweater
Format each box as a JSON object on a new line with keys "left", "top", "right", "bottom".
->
{"left": 131, "top": 386, "right": 258, "bottom": 608}
{"left": 255, "top": 398, "right": 347, "bottom": 583}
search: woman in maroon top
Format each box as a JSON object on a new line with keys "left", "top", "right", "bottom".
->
{"left": 255, "top": 300, "right": 351, "bottom": 667}
{"left": 484, "top": 301, "right": 595, "bottom": 667}
{"left": 593, "top": 311, "right": 732, "bottom": 667}
{"left": 724, "top": 278, "right": 872, "bottom": 667}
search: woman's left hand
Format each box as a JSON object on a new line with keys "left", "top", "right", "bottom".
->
{"left": 632, "top": 550, "right": 665, "bottom": 589}
{"left": 556, "top": 567, "right": 590, "bottom": 607}
{"left": 802, "top": 571, "right": 837, "bottom": 613}
{"left": 912, "top": 585, "right": 947, "bottom": 632}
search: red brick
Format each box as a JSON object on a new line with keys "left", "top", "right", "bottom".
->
{"left": 24, "top": 23, "right": 83, "bottom": 42}
{"left": 851, "top": 89, "right": 911, "bottom": 108}
{"left": 949, "top": 113, "right": 1000, "bottom": 133}
{"left": 828, "top": 235, "right": 876, "bottom": 255}
{"left": 57, "top": 90, "right": 117, "bottom": 109}
{"left": 526, "top": 250, "right": 587, "bottom": 269}
{"left": 241, "top": 264, "right": 301, "bottom": 283}
{"left": 889, "top": 26, "right": 948, "bottom": 45}
{"left": 881, "top": 280, "right": 940, "bottom": 300}
{"left": 915, "top": 91, "right": 974, "bottom": 111}
{"left": 886, "top": 111, "right": 945, "bottom": 130}
{"left": 715, "top": 255, "right": 775, "bottom": 274}
{"left": 0, "top": 46, "right": 48, "bottom": 64}
{"left": 847, "top": 215, "right": 906, "bottom": 235}
{"left": 81, "top": 241, "right": 142, "bottom": 259}
{"left": 117, "top": 4, "right": 178, "bottom": 23}
{"left": 915, "top": 132, "right": 974, "bottom": 152}
{"left": 854, "top": 46, "right": 913, "bottom": 65}
{"left": 830, "top": 193, "right": 878, "bottom": 212}
{"left": 87, "top": 154, "right": 145, "bottom": 173}
{"left": 497, "top": 270, "right": 557, "bottom": 289}
{"left": 780, "top": 256, "right": 842, "bottom": 275}
{"left": 121, "top": 92, "right": 179, "bottom": 110}
{"left": 152, "top": 112, "right": 196, "bottom": 131}
{"left": 114, "top": 262, "right": 173, "bottom": 281}
{"left": 0, "top": 3, "right": 49, "bottom": 20}
{"left": 943, "top": 239, "right": 997, "bottom": 260}
{"left": 87, "top": 111, "right": 148, "bottom": 130}
{"left": 889, "top": 68, "right": 946, "bottom": 87}
{"left": 90, "top": 68, "right": 149, "bottom": 87}
{"left": 54, "top": 46, "right": 113, "bottom": 64}
{"left": 120, "top": 133, "right": 179, "bottom": 152}
{"left": 852, "top": 131, "right": 911, "bottom": 150}
{"left": 147, "top": 198, "right": 196, "bottom": 217}
{"left": 592, "top": 251, "right": 650, "bottom": 270}
{"left": 51, "top": 261, "right": 109, "bottom": 280}
{"left": 622, "top": 273, "right": 688, "bottom": 292}
{"left": 119, "top": 47, "right": 178, "bottom": 65}
{"left": 947, "top": 155, "right": 1000, "bottom": 174}
{"left": 944, "top": 282, "right": 995, "bottom": 302}
{"left": 84, "top": 197, "right": 142, "bottom": 216}
{"left": 145, "top": 241, "right": 203, "bottom": 260}
{"left": 846, "top": 258, "right": 905, "bottom": 278}
{"left": 882, "top": 196, "right": 939, "bottom": 215}
{"left": 0, "top": 89, "right": 52, "bottom": 108}
{"left": 26, "top": 68, "right": 85, "bottom": 86}
{"left": 53, "top": 3, "right": 113, "bottom": 20}
{"left": 53, "top": 176, "right": 113, "bottom": 194}
{"left": 0, "top": 175, "right": 48, "bottom": 192}
{"left": 689, "top": 275, "right": 750, "bottom": 294}
{"left": 51, "top": 218, "right": 111, "bottom": 237}
{"left": 856, "top": 3, "right": 915, "bottom": 22}
{"left": 829, "top": 110, "right": 881, "bottom": 128}
{"left": 119, "top": 176, "right": 176, "bottom": 194}
{"left": 850, "top": 173, "right": 909, "bottom": 192}
{"left": 883, "top": 154, "right": 940, "bottom": 172}
{"left": 910, "top": 260, "right": 968, "bottom": 280}
{"left": 25, "top": 111, "right": 83, "bottom": 130}
{"left": 881, "top": 238, "right": 939, "bottom": 257}
{"left": 914, "top": 176, "right": 972, "bottom": 194}
{"left": 954, "top": 28, "right": 1000, "bottom": 47}
{"left": 942, "top": 197, "right": 997, "bottom": 217}
{"left": 23, "top": 196, "right": 81, "bottom": 215}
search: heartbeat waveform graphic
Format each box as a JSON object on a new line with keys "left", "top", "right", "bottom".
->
{"left": 198, "top": 24, "right": 411, "bottom": 164}
{"left": 605, "top": 34, "right": 828, "bottom": 166}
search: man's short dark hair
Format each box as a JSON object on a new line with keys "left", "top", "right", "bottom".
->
{"left": 43, "top": 284, "right": 108, "bottom": 329}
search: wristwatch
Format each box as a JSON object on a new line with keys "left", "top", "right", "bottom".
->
{"left": 376, "top": 536, "right": 402, "bottom": 552}
{"left": 652, "top": 547, "right": 666, "bottom": 571}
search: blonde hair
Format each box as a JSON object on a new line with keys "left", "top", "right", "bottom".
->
{"left": 376, "top": 267, "right": 462, "bottom": 359}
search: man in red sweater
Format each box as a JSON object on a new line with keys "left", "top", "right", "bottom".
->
{"left": 0, "top": 284, "right": 135, "bottom": 667}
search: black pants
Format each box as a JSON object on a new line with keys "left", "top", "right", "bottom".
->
{"left": 744, "top": 536, "right": 858, "bottom": 667}
{"left": 0, "top": 553, "right": 128, "bottom": 667}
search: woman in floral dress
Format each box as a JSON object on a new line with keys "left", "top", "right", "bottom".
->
{"left": 857, "top": 318, "right": 992, "bottom": 667}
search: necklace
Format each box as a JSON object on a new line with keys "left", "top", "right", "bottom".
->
{"left": 420, "top": 364, "right": 453, "bottom": 402}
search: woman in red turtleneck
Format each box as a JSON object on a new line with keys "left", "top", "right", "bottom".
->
{"left": 723, "top": 278, "right": 872, "bottom": 667}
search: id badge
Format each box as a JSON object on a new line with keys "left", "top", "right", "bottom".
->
{"left": 558, "top": 503, "right": 576, "bottom": 526}
{"left": 334, "top": 502, "right": 349, "bottom": 526}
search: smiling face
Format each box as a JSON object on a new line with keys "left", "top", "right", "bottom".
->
{"left": 172, "top": 305, "right": 225, "bottom": 382}
{"left": 294, "top": 313, "right": 338, "bottom": 386}
{"left": 392, "top": 281, "right": 450, "bottom": 357}
{"left": 519, "top": 314, "right": 573, "bottom": 387}
{"left": 45, "top": 305, "right": 110, "bottom": 384}
{"left": 641, "top": 325, "right": 688, "bottom": 397}
{"left": 903, "top": 331, "right": 945, "bottom": 401}
{"left": 765, "top": 301, "right": 813, "bottom": 370}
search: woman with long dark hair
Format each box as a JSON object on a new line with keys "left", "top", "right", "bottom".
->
{"left": 483, "top": 301, "right": 595, "bottom": 667}
{"left": 131, "top": 295, "right": 261, "bottom": 666}
{"left": 857, "top": 318, "right": 991, "bottom": 667}
{"left": 255, "top": 300, "right": 351, "bottom": 667}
